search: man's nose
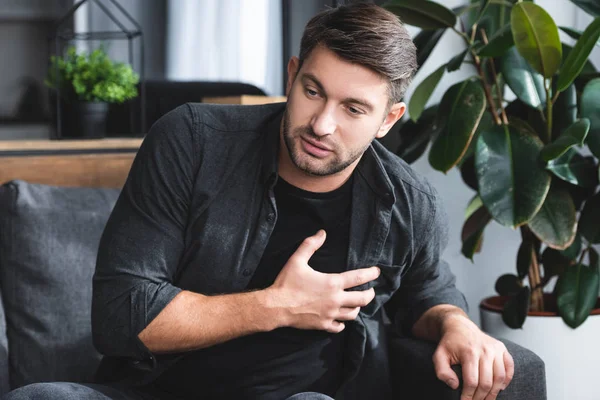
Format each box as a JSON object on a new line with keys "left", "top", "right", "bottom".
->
{"left": 311, "top": 104, "right": 337, "bottom": 137}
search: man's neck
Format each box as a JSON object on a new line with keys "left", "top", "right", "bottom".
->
{"left": 277, "top": 135, "right": 358, "bottom": 193}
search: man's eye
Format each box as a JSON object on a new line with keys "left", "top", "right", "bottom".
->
{"left": 306, "top": 88, "right": 318, "bottom": 97}
{"left": 348, "top": 106, "right": 362, "bottom": 115}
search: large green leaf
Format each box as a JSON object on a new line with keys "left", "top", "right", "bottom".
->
{"left": 384, "top": 1, "right": 457, "bottom": 30}
{"left": 408, "top": 64, "right": 446, "bottom": 122}
{"left": 475, "top": 124, "right": 551, "bottom": 228}
{"left": 570, "top": 0, "right": 600, "bottom": 17}
{"left": 478, "top": 23, "right": 515, "bottom": 57}
{"left": 559, "top": 26, "right": 600, "bottom": 47}
{"left": 556, "top": 18, "right": 600, "bottom": 92}
{"left": 528, "top": 184, "right": 577, "bottom": 249}
{"left": 581, "top": 78, "right": 600, "bottom": 158}
{"left": 540, "top": 119, "right": 590, "bottom": 162}
{"left": 579, "top": 192, "right": 600, "bottom": 243}
{"left": 502, "top": 286, "right": 531, "bottom": 329}
{"left": 552, "top": 84, "right": 577, "bottom": 140}
{"left": 429, "top": 80, "right": 486, "bottom": 173}
{"left": 461, "top": 204, "right": 491, "bottom": 260}
{"left": 546, "top": 149, "right": 598, "bottom": 188}
{"left": 502, "top": 47, "right": 546, "bottom": 109}
{"left": 556, "top": 262, "right": 600, "bottom": 328}
{"left": 562, "top": 43, "right": 598, "bottom": 76}
{"left": 396, "top": 106, "right": 439, "bottom": 164}
{"left": 414, "top": 29, "right": 445, "bottom": 68}
{"left": 511, "top": 2, "right": 562, "bottom": 78}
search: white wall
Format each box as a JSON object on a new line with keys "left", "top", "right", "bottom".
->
{"left": 405, "top": 0, "right": 598, "bottom": 325}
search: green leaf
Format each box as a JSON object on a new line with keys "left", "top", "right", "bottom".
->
{"left": 429, "top": 80, "right": 486, "bottom": 172}
{"left": 460, "top": 156, "right": 478, "bottom": 191}
{"left": 528, "top": 184, "right": 577, "bottom": 250}
{"left": 562, "top": 43, "right": 598, "bottom": 76}
{"left": 502, "top": 47, "right": 546, "bottom": 109}
{"left": 511, "top": 2, "right": 562, "bottom": 79}
{"left": 495, "top": 274, "right": 522, "bottom": 296}
{"left": 465, "top": 195, "right": 483, "bottom": 219}
{"left": 475, "top": 124, "right": 551, "bottom": 228}
{"left": 540, "top": 119, "right": 590, "bottom": 162}
{"left": 478, "top": 23, "right": 515, "bottom": 57}
{"left": 409, "top": 64, "right": 446, "bottom": 122}
{"left": 556, "top": 18, "right": 600, "bottom": 92}
{"left": 556, "top": 263, "right": 600, "bottom": 328}
{"left": 581, "top": 78, "right": 600, "bottom": 158}
{"left": 561, "top": 234, "right": 582, "bottom": 260}
{"left": 502, "top": 286, "right": 531, "bottom": 329}
{"left": 384, "top": 1, "right": 457, "bottom": 30}
{"left": 396, "top": 106, "right": 439, "bottom": 163}
{"left": 414, "top": 29, "right": 445, "bottom": 68}
{"left": 546, "top": 149, "right": 599, "bottom": 188}
{"left": 461, "top": 204, "right": 492, "bottom": 260}
{"left": 447, "top": 48, "right": 470, "bottom": 72}
{"left": 570, "top": 0, "right": 600, "bottom": 17}
{"left": 559, "top": 26, "right": 600, "bottom": 47}
{"left": 542, "top": 247, "right": 571, "bottom": 278}
{"left": 579, "top": 192, "right": 600, "bottom": 243}
{"left": 516, "top": 239, "right": 534, "bottom": 279}
{"left": 552, "top": 83, "right": 577, "bottom": 140}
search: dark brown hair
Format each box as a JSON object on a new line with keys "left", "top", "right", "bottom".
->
{"left": 298, "top": 2, "right": 417, "bottom": 105}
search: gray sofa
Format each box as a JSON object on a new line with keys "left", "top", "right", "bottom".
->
{"left": 0, "top": 179, "right": 547, "bottom": 399}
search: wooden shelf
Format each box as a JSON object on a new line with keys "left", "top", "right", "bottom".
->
{"left": 0, "top": 138, "right": 143, "bottom": 153}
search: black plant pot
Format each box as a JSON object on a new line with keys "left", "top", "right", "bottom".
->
{"left": 53, "top": 100, "right": 109, "bottom": 139}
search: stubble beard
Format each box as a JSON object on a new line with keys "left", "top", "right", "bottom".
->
{"left": 282, "top": 108, "right": 372, "bottom": 177}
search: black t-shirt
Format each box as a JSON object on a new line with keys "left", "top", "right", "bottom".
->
{"left": 153, "top": 175, "right": 354, "bottom": 400}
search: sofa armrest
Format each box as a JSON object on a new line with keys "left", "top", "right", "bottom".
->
{"left": 389, "top": 335, "right": 547, "bottom": 400}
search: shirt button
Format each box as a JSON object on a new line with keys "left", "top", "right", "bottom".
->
{"left": 266, "top": 213, "right": 275, "bottom": 223}
{"left": 242, "top": 269, "right": 252, "bottom": 277}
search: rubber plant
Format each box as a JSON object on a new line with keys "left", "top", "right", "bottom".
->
{"left": 384, "top": 0, "right": 600, "bottom": 329}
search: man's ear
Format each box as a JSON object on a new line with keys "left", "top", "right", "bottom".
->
{"left": 376, "top": 102, "right": 406, "bottom": 139}
{"left": 286, "top": 56, "right": 301, "bottom": 96}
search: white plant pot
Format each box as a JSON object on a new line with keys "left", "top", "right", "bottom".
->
{"left": 480, "top": 296, "right": 600, "bottom": 400}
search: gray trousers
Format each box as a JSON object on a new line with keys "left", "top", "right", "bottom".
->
{"left": 2, "top": 382, "right": 333, "bottom": 400}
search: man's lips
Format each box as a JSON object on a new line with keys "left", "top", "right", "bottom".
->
{"left": 302, "top": 137, "right": 332, "bottom": 151}
{"left": 301, "top": 137, "right": 333, "bottom": 158}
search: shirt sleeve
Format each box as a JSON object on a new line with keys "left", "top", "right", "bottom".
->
{"left": 92, "top": 104, "right": 198, "bottom": 364}
{"left": 385, "top": 187, "right": 469, "bottom": 336}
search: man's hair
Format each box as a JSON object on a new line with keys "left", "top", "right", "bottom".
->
{"left": 298, "top": 2, "right": 417, "bottom": 106}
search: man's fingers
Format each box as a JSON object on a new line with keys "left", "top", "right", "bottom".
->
{"left": 483, "top": 355, "right": 506, "bottom": 400}
{"left": 325, "top": 320, "right": 345, "bottom": 333}
{"left": 460, "top": 355, "right": 479, "bottom": 400}
{"left": 472, "top": 356, "right": 493, "bottom": 400}
{"left": 337, "top": 307, "right": 360, "bottom": 321}
{"left": 503, "top": 350, "right": 515, "bottom": 389}
{"left": 433, "top": 349, "right": 459, "bottom": 390}
{"left": 339, "top": 266, "right": 380, "bottom": 289}
{"left": 293, "top": 230, "right": 327, "bottom": 263}
{"left": 339, "top": 288, "right": 375, "bottom": 308}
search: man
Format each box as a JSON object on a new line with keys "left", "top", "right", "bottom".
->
{"left": 6, "top": 3, "right": 514, "bottom": 400}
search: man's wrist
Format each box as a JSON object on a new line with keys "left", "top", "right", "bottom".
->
{"left": 254, "top": 287, "right": 289, "bottom": 332}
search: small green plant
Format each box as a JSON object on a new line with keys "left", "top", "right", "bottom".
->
{"left": 384, "top": 0, "right": 600, "bottom": 329}
{"left": 45, "top": 46, "right": 139, "bottom": 104}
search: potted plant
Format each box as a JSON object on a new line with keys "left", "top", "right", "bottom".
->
{"left": 45, "top": 45, "right": 139, "bottom": 138}
{"left": 384, "top": 0, "right": 599, "bottom": 398}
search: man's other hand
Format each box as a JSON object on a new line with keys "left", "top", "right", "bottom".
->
{"left": 267, "top": 229, "right": 380, "bottom": 333}
{"left": 433, "top": 314, "right": 514, "bottom": 400}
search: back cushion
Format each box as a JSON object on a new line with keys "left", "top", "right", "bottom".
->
{"left": 0, "top": 180, "right": 120, "bottom": 391}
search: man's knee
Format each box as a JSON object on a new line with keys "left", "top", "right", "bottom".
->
{"left": 285, "top": 392, "right": 334, "bottom": 400}
{"left": 2, "top": 382, "right": 120, "bottom": 400}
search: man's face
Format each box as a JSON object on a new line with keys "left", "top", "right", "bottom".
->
{"left": 282, "top": 45, "right": 404, "bottom": 177}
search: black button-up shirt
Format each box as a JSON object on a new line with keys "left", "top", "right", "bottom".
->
{"left": 92, "top": 102, "right": 468, "bottom": 399}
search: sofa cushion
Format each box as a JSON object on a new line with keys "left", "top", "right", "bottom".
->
{"left": 0, "top": 180, "right": 120, "bottom": 391}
